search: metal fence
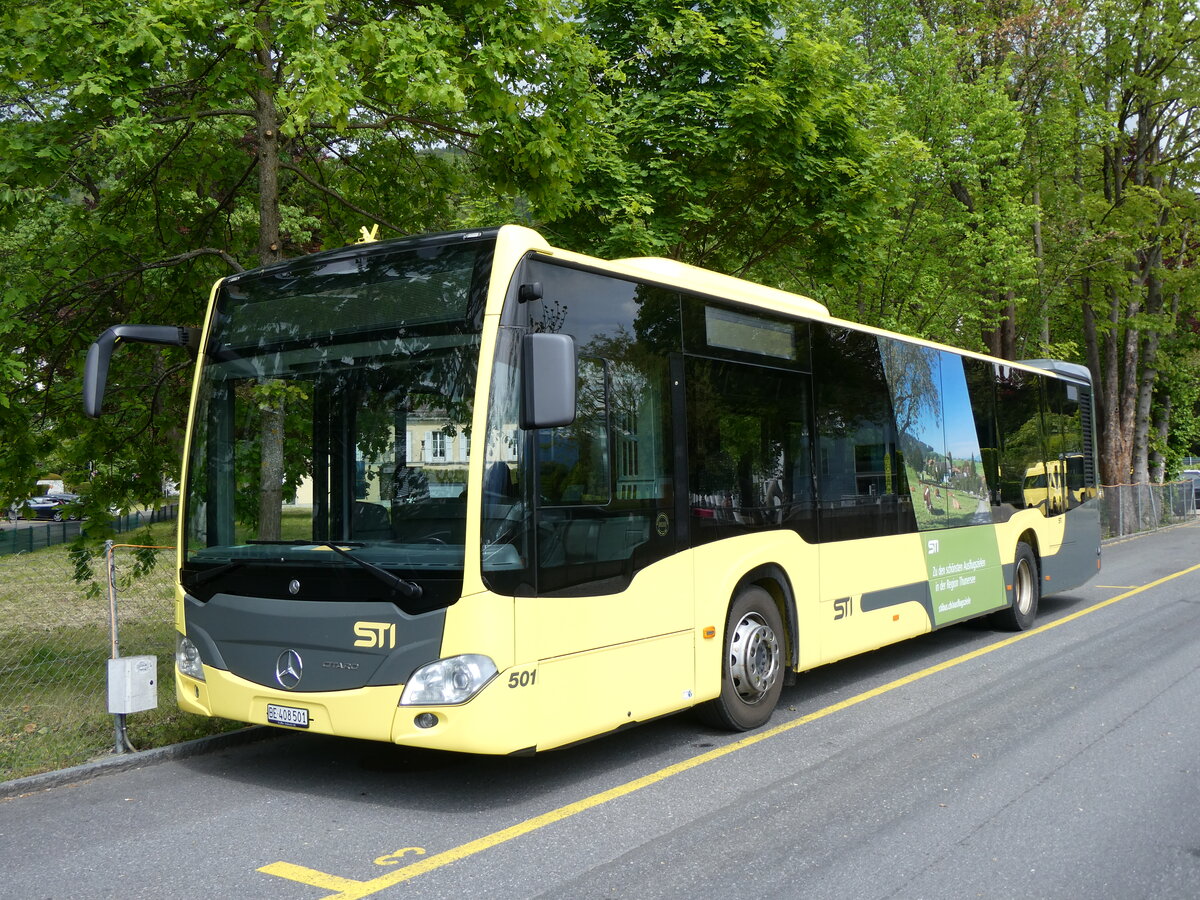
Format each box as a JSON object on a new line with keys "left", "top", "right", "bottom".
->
{"left": 0, "top": 505, "right": 178, "bottom": 557}
{"left": 1100, "top": 481, "right": 1196, "bottom": 538}
{"left": 0, "top": 541, "right": 232, "bottom": 783}
{"left": 0, "top": 519, "right": 84, "bottom": 555}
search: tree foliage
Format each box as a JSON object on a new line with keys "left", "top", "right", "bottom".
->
{"left": 0, "top": 0, "right": 604, "bottom": 516}
{"left": 0, "top": 0, "right": 1197, "bottom": 517}
{"left": 801, "top": 0, "right": 1200, "bottom": 482}
{"left": 548, "top": 0, "right": 916, "bottom": 279}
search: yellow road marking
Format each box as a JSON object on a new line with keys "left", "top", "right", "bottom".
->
{"left": 373, "top": 848, "right": 425, "bottom": 866}
{"left": 259, "top": 862, "right": 363, "bottom": 892}
{"left": 260, "top": 560, "right": 1200, "bottom": 899}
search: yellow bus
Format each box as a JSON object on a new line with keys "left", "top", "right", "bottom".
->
{"left": 1023, "top": 462, "right": 1063, "bottom": 515}
{"left": 84, "top": 225, "right": 1100, "bottom": 753}
{"left": 1024, "top": 454, "right": 1093, "bottom": 515}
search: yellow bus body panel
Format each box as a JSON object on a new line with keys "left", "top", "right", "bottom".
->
{"left": 178, "top": 667, "right": 402, "bottom": 743}
{"left": 532, "top": 629, "right": 695, "bottom": 750}
{"left": 177, "top": 662, "right": 542, "bottom": 756}
{"left": 817, "top": 533, "right": 933, "bottom": 665}
{"left": 514, "top": 550, "right": 695, "bottom": 748}
{"left": 691, "top": 531, "right": 819, "bottom": 698}
{"left": 438, "top": 590, "right": 516, "bottom": 672}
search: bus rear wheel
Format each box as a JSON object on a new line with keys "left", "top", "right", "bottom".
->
{"left": 992, "top": 541, "right": 1039, "bottom": 631}
{"left": 698, "top": 586, "right": 784, "bottom": 731}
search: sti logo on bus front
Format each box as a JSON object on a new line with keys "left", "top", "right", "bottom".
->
{"left": 354, "top": 621, "right": 397, "bottom": 649}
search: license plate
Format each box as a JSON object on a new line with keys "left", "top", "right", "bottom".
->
{"left": 266, "top": 703, "right": 309, "bottom": 728}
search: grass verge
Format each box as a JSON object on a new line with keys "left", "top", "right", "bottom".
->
{"left": 1, "top": 524, "right": 240, "bottom": 782}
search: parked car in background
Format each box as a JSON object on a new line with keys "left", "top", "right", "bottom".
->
{"left": 1182, "top": 470, "right": 1200, "bottom": 506}
{"left": 42, "top": 491, "right": 80, "bottom": 504}
{"left": 8, "top": 495, "right": 81, "bottom": 522}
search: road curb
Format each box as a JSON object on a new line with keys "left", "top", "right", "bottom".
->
{"left": 0, "top": 726, "right": 281, "bottom": 800}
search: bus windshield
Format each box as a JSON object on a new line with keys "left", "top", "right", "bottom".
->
{"left": 181, "top": 233, "right": 495, "bottom": 610}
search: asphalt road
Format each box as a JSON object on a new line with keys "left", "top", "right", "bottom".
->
{"left": 3, "top": 523, "right": 1199, "bottom": 899}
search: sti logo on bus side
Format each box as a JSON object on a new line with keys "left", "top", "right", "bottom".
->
{"left": 353, "top": 621, "right": 397, "bottom": 649}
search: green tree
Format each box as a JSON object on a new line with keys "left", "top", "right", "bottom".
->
{"left": 548, "top": 0, "right": 910, "bottom": 282}
{"left": 1068, "top": 0, "right": 1200, "bottom": 483}
{"left": 809, "top": 1, "right": 1042, "bottom": 350}
{"left": 0, "top": 0, "right": 604, "bottom": 521}
{"left": 807, "top": 0, "right": 1200, "bottom": 485}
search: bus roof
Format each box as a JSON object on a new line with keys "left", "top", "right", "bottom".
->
{"left": 236, "top": 224, "right": 1083, "bottom": 386}
{"left": 1015, "top": 359, "right": 1093, "bottom": 385}
{"left": 513, "top": 227, "right": 1088, "bottom": 384}
{"left": 613, "top": 256, "right": 829, "bottom": 319}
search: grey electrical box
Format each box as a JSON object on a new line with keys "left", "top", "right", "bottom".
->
{"left": 107, "top": 655, "right": 158, "bottom": 714}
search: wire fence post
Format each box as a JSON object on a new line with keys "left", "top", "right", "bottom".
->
{"left": 105, "top": 539, "right": 135, "bottom": 754}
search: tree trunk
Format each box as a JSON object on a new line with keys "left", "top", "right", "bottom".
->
{"left": 1082, "top": 280, "right": 1102, "bottom": 428}
{"left": 253, "top": 23, "right": 286, "bottom": 539}
{"left": 1132, "top": 345, "right": 1157, "bottom": 485}
{"left": 1117, "top": 286, "right": 1141, "bottom": 484}
{"left": 1132, "top": 255, "right": 1165, "bottom": 484}
{"left": 1098, "top": 282, "right": 1136, "bottom": 485}
{"left": 1033, "top": 184, "right": 1048, "bottom": 351}
{"left": 1149, "top": 389, "right": 1170, "bottom": 483}
{"left": 253, "top": 16, "right": 283, "bottom": 268}
{"left": 983, "top": 292, "right": 1017, "bottom": 360}
{"left": 258, "top": 400, "right": 285, "bottom": 540}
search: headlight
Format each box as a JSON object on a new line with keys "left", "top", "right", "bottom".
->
{"left": 399, "top": 654, "right": 497, "bottom": 706}
{"left": 176, "top": 633, "right": 205, "bottom": 681}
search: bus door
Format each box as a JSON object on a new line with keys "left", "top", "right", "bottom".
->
{"left": 503, "top": 293, "right": 693, "bottom": 748}
{"left": 681, "top": 309, "right": 819, "bottom": 675}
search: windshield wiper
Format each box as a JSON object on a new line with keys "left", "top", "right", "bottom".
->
{"left": 247, "top": 540, "right": 423, "bottom": 599}
{"left": 186, "top": 559, "right": 248, "bottom": 588}
{"left": 184, "top": 545, "right": 296, "bottom": 589}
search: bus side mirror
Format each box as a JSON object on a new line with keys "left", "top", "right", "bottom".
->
{"left": 84, "top": 324, "right": 197, "bottom": 418}
{"left": 520, "top": 333, "right": 576, "bottom": 429}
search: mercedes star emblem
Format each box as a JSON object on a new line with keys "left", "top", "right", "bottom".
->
{"left": 275, "top": 649, "right": 303, "bottom": 689}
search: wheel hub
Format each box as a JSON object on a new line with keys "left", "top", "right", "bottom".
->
{"left": 729, "top": 612, "right": 780, "bottom": 703}
{"left": 1014, "top": 557, "right": 1034, "bottom": 615}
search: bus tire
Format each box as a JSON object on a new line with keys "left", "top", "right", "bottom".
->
{"left": 992, "top": 541, "right": 1039, "bottom": 631}
{"left": 697, "top": 586, "right": 785, "bottom": 731}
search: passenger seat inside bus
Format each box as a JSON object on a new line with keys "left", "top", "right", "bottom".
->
{"left": 351, "top": 501, "right": 393, "bottom": 541}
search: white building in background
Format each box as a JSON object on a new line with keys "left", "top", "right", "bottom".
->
{"left": 291, "top": 411, "right": 502, "bottom": 507}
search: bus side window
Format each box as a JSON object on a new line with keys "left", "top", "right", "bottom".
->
{"left": 996, "top": 368, "right": 1048, "bottom": 516}
{"left": 963, "top": 358, "right": 1002, "bottom": 517}
{"left": 536, "top": 357, "right": 610, "bottom": 506}
{"left": 878, "top": 345, "right": 991, "bottom": 532}
{"left": 1044, "top": 379, "right": 1087, "bottom": 511}
{"left": 813, "top": 326, "right": 916, "bottom": 541}
{"left": 521, "top": 260, "right": 682, "bottom": 596}
{"left": 686, "top": 358, "right": 816, "bottom": 544}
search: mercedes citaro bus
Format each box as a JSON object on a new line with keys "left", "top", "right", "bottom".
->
{"left": 84, "top": 225, "right": 1100, "bottom": 754}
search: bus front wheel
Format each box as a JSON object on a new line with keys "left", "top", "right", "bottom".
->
{"left": 698, "top": 586, "right": 784, "bottom": 731}
{"left": 992, "top": 542, "right": 1039, "bottom": 631}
